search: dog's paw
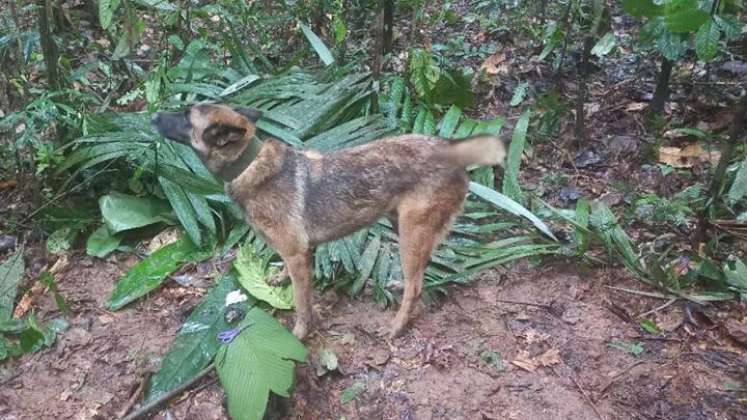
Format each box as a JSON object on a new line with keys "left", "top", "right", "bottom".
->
{"left": 292, "top": 323, "right": 308, "bottom": 340}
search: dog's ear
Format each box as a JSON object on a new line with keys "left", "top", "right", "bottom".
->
{"left": 234, "top": 107, "right": 263, "bottom": 123}
{"left": 203, "top": 123, "right": 247, "bottom": 147}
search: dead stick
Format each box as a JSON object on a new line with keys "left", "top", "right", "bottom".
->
{"left": 638, "top": 298, "right": 677, "bottom": 318}
{"left": 117, "top": 372, "right": 151, "bottom": 418}
{"left": 495, "top": 299, "right": 551, "bottom": 310}
{"left": 557, "top": 367, "right": 605, "bottom": 420}
{"left": 121, "top": 364, "right": 214, "bottom": 420}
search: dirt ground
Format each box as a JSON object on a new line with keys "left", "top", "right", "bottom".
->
{"left": 1, "top": 251, "right": 746, "bottom": 420}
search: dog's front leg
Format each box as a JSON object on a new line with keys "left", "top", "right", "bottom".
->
{"left": 283, "top": 250, "right": 314, "bottom": 339}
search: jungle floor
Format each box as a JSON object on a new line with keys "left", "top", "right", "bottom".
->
{"left": 1, "top": 251, "right": 746, "bottom": 420}
{"left": 3, "top": 3, "right": 747, "bottom": 419}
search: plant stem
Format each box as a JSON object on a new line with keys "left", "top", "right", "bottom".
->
{"left": 649, "top": 58, "right": 672, "bottom": 117}
{"left": 38, "top": 0, "right": 61, "bottom": 89}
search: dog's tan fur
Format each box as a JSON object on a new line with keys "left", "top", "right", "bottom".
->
{"left": 152, "top": 103, "right": 506, "bottom": 339}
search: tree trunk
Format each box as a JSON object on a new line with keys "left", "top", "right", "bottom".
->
{"left": 371, "top": 1, "right": 385, "bottom": 82}
{"left": 38, "top": 0, "right": 61, "bottom": 89}
{"left": 9, "top": 0, "right": 25, "bottom": 73}
{"left": 573, "top": 36, "right": 594, "bottom": 146}
{"left": 383, "top": 0, "right": 394, "bottom": 54}
{"left": 649, "top": 58, "right": 672, "bottom": 117}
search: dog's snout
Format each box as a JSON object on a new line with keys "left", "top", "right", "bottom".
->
{"left": 151, "top": 111, "right": 191, "bottom": 144}
{"left": 151, "top": 113, "right": 161, "bottom": 125}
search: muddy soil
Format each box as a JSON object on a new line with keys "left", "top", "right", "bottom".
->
{"left": 1, "top": 252, "right": 745, "bottom": 420}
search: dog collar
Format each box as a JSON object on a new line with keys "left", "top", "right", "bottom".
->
{"left": 218, "top": 136, "right": 264, "bottom": 182}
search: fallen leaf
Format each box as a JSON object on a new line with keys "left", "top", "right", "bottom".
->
{"left": 523, "top": 329, "right": 550, "bottom": 344}
{"left": 146, "top": 228, "right": 181, "bottom": 254}
{"left": 625, "top": 102, "right": 647, "bottom": 112}
{"left": 511, "top": 350, "right": 537, "bottom": 372}
{"left": 480, "top": 52, "right": 509, "bottom": 76}
{"left": 536, "top": 348, "right": 562, "bottom": 367}
{"left": 658, "top": 144, "right": 721, "bottom": 168}
{"left": 0, "top": 180, "right": 17, "bottom": 192}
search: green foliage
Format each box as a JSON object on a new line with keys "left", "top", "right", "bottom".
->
{"left": 0, "top": 249, "right": 24, "bottom": 322}
{"left": 0, "top": 251, "right": 65, "bottom": 361}
{"left": 106, "top": 236, "right": 213, "bottom": 310}
{"left": 86, "top": 225, "right": 123, "bottom": 258}
{"left": 502, "top": 110, "right": 531, "bottom": 204}
{"left": 99, "top": 193, "right": 173, "bottom": 233}
{"left": 300, "top": 24, "right": 335, "bottom": 66}
{"left": 723, "top": 259, "right": 747, "bottom": 301}
{"left": 633, "top": 184, "right": 703, "bottom": 227}
{"left": 215, "top": 308, "right": 307, "bottom": 420}
{"left": 624, "top": 0, "right": 745, "bottom": 62}
{"left": 234, "top": 245, "right": 294, "bottom": 310}
{"left": 146, "top": 271, "right": 242, "bottom": 403}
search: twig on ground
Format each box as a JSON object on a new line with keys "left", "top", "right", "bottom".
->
{"left": 495, "top": 299, "right": 552, "bottom": 310}
{"left": 121, "top": 364, "right": 214, "bottom": 420}
{"left": 605, "top": 286, "right": 673, "bottom": 300}
{"left": 598, "top": 361, "right": 647, "bottom": 395}
{"left": 557, "top": 367, "right": 605, "bottom": 420}
{"left": 638, "top": 298, "right": 677, "bottom": 318}
{"left": 117, "top": 372, "right": 152, "bottom": 419}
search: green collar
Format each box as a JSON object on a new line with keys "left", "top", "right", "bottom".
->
{"left": 218, "top": 137, "right": 264, "bottom": 182}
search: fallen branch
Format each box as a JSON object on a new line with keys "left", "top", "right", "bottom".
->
{"left": 121, "top": 364, "right": 214, "bottom": 420}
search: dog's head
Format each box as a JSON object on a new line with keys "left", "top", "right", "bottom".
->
{"left": 151, "top": 103, "right": 262, "bottom": 173}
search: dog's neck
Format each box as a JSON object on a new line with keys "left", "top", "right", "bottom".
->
{"left": 218, "top": 137, "right": 264, "bottom": 182}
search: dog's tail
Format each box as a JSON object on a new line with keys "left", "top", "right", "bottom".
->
{"left": 439, "top": 135, "right": 507, "bottom": 168}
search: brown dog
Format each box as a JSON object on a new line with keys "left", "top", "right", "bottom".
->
{"left": 152, "top": 103, "right": 506, "bottom": 339}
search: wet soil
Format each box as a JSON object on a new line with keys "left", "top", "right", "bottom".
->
{"left": 2, "top": 253, "right": 745, "bottom": 420}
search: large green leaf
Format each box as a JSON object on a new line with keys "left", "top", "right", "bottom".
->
{"left": 86, "top": 225, "right": 122, "bottom": 258}
{"left": 99, "top": 193, "right": 172, "bottom": 233}
{"left": 656, "top": 31, "right": 688, "bottom": 60}
{"left": 0, "top": 249, "right": 24, "bottom": 322}
{"left": 216, "top": 308, "right": 307, "bottom": 420}
{"left": 300, "top": 24, "right": 334, "bottom": 66}
{"left": 469, "top": 182, "right": 557, "bottom": 241}
{"left": 159, "top": 177, "right": 202, "bottom": 245}
{"left": 502, "top": 110, "right": 530, "bottom": 204}
{"left": 728, "top": 156, "right": 747, "bottom": 204}
{"left": 591, "top": 32, "right": 617, "bottom": 57}
{"left": 665, "top": 0, "right": 709, "bottom": 33}
{"left": 695, "top": 18, "right": 720, "bottom": 62}
{"left": 145, "top": 271, "right": 241, "bottom": 403}
{"left": 99, "top": 0, "right": 121, "bottom": 30}
{"left": 106, "top": 236, "right": 212, "bottom": 310}
{"left": 622, "top": 0, "right": 664, "bottom": 17}
{"left": 234, "top": 245, "right": 294, "bottom": 309}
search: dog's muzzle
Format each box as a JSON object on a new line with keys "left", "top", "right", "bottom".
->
{"left": 151, "top": 111, "right": 191, "bottom": 144}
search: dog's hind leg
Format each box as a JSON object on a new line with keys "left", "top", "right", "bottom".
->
{"left": 283, "top": 250, "right": 314, "bottom": 339}
{"left": 390, "top": 184, "right": 466, "bottom": 337}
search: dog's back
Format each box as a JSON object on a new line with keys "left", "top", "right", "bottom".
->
{"left": 300, "top": 134, "right": 504, "bottom": 244}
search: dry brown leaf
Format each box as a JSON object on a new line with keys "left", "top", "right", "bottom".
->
{"left": 659, "top": 144, "right": 721, "bottom": 168}
{"left": 479, "top": 52, "right": 509, "bottom": 76}
{"left": 523, "top": 329, "right": 550, "bottom": 344}
{"left": 625, "top": 102, "right": 647, "bottom": 112}
{"left": 0, "top": 180, "right": 17, "bottom": 192}
{"left": 146, "top": 228, "right": 181, "bottom": 254}
{"left": 511, "top": 358, "right": 537, "bottom": 372}
{"left": 536, "top": 348, "right": 562, "bottom": 367}
{"left": 50, "top": 254, "right": 69, "bottom": 275}
{"left": 12, "top": 291, "right": 34, "bottom": 319}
